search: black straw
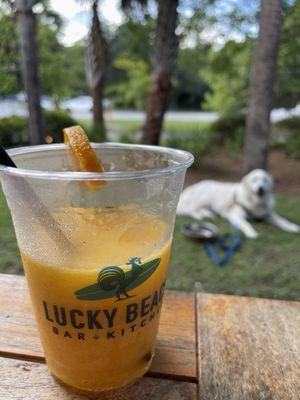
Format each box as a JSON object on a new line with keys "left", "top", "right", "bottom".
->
{"left": 0, "top": 145, "right": 17, "bottom": 168}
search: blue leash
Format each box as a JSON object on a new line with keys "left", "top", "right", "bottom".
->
{"left": 204, "top": 224, "right": 242, "bottom": 266}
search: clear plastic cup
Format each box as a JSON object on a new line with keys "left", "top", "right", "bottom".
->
{"left": 0, "top": 143, "right": 193, "bottom": 393}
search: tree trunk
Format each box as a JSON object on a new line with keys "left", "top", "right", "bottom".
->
{"left": 86, "top": 1, "right": 108, "bottom": 140}
{"left": 91, "top": 80, "right": 105, "bottom": 132}
{"left": 141, "top": 0, "right": 179, "bottom": 145}
{"left": 244, "top": 0, "right": 283, "bottom": 173}
{"left": 16, "top": 0, "right": 46, "bottom": 145}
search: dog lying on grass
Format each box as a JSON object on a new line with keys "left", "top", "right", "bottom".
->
{"left": 177, "top": 169, "right": 300, "bottom": 239}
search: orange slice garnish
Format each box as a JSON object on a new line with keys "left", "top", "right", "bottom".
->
{"left": 63, "top": 125, "right": 106, "bottom": 189}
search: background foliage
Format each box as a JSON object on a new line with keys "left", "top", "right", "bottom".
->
{"left": 0, "top": 0, "right": 298, "bottom": 112}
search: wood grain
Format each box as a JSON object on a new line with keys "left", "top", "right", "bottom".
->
{"left": 0, "top": 274, "right": 40, "bottom": 360}
{"left": 150, "top": 290, "right": 196, "bottom": 381}
{"left": 0, "top": 357, "right": 197, "bottom": 400}
{"left": 197, "top": 293, "right": 300, "bottom": 400}
{"left": 0, "top": 274, "right": 196, "bottom": 381}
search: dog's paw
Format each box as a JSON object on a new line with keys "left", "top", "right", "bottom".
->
{"left": 246, "top": 231, "right": 259, "bottom": 239}
{"left": 287, "top": 224, "right": 300, "bottom": 233}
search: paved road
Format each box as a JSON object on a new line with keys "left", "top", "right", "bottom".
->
{"left": 0, "top": 96, "right": 299, "bottom": 122}
{"left": 0, "top": 97, "right": 218, "bottom": 122}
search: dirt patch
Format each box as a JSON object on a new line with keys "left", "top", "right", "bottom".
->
{"left": 185, "top": 149, "right": 300, "bottom": 196}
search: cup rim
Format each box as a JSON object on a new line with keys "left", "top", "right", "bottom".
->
{"left": 0, "top": 143, "right": 194, "bottom": 181}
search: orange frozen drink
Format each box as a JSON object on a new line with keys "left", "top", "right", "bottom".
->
{"left": 0, "top": 133, "right": 193, "bottom": 393}
{"left": 21, "top": 206, "right": 171, "bottom": 392}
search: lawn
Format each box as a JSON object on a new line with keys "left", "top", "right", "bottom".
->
{"left": 0, "top": 188, "right": 21, "bottom": 274}
{"left": 0, "top": 187, "right": 299, "bottom": 300}
{"left": 170, "top": 195, "right": 300, "bottom": 301}
{"left": 80, "top": 119, "right": 211, "bottom": 140}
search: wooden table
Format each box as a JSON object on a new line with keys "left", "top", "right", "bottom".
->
{"left": 0, "top": 273, "right": 299, "bottom": 399}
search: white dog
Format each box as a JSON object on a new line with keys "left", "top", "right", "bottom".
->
{"left": 177, "top": 169, "right": 300, "bottom": 239}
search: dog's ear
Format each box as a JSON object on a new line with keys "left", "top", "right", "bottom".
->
{"left": 241, "top": 172, "right": 251, "bottom": 189}
{"left": 264, "top": 171, "right": 274, "bottom": 188}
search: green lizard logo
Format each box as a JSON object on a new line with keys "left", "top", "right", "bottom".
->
{"left": 75, "top": 257, "right": 161, "bottom": 301}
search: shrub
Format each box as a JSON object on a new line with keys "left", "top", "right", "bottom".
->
{"left": 44, "top": 110, "right": 77, "bottom": 143}
{"left": 163, "top": 121, "right": 211, "bottom": 135}
{"left": 118, "top": 133, "right": 139, "bottom": 144}
{"left": 0, "top": 111, "right": 77, "bottom": 147}
{"left": 0, "top": 116, "right": 27, "bottom": 147}
{"left": 86, "top": 126, "right": 107, "bottom": 142}
{"left": 114, "top": 122, "right": 213, "bottom": 164}
{"left": 161, "top": 130, "right": 212, "bottom": 166}
{"left": 275, "top": 116, "right": 300, "bottom": 133}
{"left": 210, "top": 112, "right": 245, "bottom": 150}
{"left": 286, "top": 133, "right": 300, "bottom": 159}
{"left": 274, "top": 116, "right": 300, "bottom": 159}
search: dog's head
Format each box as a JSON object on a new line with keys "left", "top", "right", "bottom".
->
{"left": 242, "top": 169, "right": 273, "bottom": 198}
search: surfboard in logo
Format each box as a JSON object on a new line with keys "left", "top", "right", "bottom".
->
{"left": 75, "top": 257, "right": 161, "bottom": 301}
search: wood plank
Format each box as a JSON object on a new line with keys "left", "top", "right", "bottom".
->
{"left": 0, "top": 274, "right": 39, "bottom": 360}
{"left": 151, "top": 290, "right": 196, "bottom": 381}
{"left": 197, "top": 293, "right": 300, "bottom": 400}
{"left": 0, "top": 274, "right": 196, "bottom": 381}
{"left": 0, "top": 357, "right": 197, "bottom": 400}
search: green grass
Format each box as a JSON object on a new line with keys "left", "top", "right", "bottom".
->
{"left": 168, "top": 195, "right": 300, "bottom": 301}
{"left": 80, "top": 119, "right": 213, "bottom": 165}
{"left": 79, "top": 119, "right": 211, "bottom": 138}
{"left": 0, "top": 188, "right": 22, "bottom": 273}
{"left": 0, "top": 188, "right": 299, "bottom": 301}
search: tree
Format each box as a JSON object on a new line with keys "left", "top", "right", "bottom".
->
{"left": 0, "top": 7, "right": 88, "bottom": 104}
{"left": 194, "top": 0, "right": 298, "bottom": 114}
{"left": 202, "top": 40, "right": 252, "bottom": 114}
{"left": 86, "top": 0, "right": 108, "bottom": 140}
{"left": 109, "top": 16, "right": 153, "bottom": 66}
{"left": 37, "top": 23, "right": 69, "bottom": 109}
{"left": 63, "top": 44, "right": 88, "bottom": 98}
{"left": 0, "top": 14, "right": 21, "bottom": 96}
{"left": 244, "top": 0, "right": 283, "bottom": 173}
{"left": 109, "top": 57, "right": 150, "bottom": 109}
{"left": 38, "top": 26, "right": 88, "bottom": 108}
{"left": 275, "top": 0, "right": 300, "bottom": 109}
{"left": 108, "top": 14, "right": 209, "bottom": 111}
{"left": 15, "top": 0, "right": 46, "bottom": 144}
{"left": 173, "top": 45, "right": 210, "bottom": 110}
{"left": 108, "top": 17, "right": 153, "bottom": 109}
{"left": 141, "top": 0, "right": 179, "bottom": 145}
